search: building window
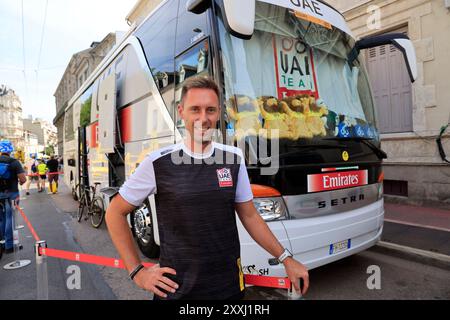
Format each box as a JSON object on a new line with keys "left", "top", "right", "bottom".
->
{"left": 384, "top": 180, "right": 408, "bottom": 197}
{"left": 366, "top": 28, "right": 413, "bottom": 134}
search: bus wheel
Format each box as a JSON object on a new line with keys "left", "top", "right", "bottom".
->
{"left": 131, "top": 200, "right": 160, "bottom": 259}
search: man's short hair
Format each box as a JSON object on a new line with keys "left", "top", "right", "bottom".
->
{"left": 180, "top": 76, "right": 220, "bottom": 105}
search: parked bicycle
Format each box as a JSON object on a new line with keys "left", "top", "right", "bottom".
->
{"left": 77, "top": 182, "right": 105, "bottom": 228}
{"left": 71, "top": 181, "right": 79, "bottom": 201}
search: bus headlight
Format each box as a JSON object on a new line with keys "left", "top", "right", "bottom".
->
{"left": 253, "top": 197, "right": 288, "bottom": 222}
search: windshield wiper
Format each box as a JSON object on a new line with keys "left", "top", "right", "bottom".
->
{"left": 323, "top": 137, "right": 387, "bottom": 159}
{"left": 257, "top": 143, "right": 347, "bottom": 163}
{"left": 283, "top": 144, "right": 347, "bottom": 159}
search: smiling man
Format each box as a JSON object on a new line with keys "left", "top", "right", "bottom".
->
{"left": 106, "top": 76, "right": 309, "bottom": 300}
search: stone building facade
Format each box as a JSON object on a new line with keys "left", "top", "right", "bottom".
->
{"left": 23, "top": 130, "right": 42, "bottom": 159}
{"left": 23, "top": 116, "right": 58, "bottom": 155}
{"left": 327, "top": 0, "right": 450, "bottom": 208}
{"left": 0, "top": 85, "right": 24, "bottom": 151}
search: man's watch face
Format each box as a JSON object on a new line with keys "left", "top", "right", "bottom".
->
{"left": 279, "top": 248, "right": 293, "bottom": 263}
{"left": 286, "top": 249, "right": 293, "bottom": 258}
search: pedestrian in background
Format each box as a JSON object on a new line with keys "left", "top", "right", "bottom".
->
{"left": 37, "top": 159, "right": 48, "bottom": 193}
{"left": 0, "top": 141, "right": 26, "bottom": 254}
{"left": 58, "top": 156, "right": 64, "bottom": 172}
{"left": 46, "top": 155, "right": 59, "bottom": 194}
{"left": 24, "top": 154, "right": 39, "bottom": 195}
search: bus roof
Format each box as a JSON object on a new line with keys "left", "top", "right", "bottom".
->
{"left": 65, "top": 0, "right": 352, "bottom": 113}
{"left": 259, "top": 0, "right": 353, "bottom": 36}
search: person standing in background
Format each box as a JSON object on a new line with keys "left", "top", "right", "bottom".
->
{"left": 37, "top": 159, "right": 48, "bottom": 193}
{"left": 24, "top": 154, "right": 39, "bottom": 195}
{"left": 46, "top": 155, "right": 59, "bottom": 194}
{"left": 0, "top": 141, "right": 26, "bottom": 254}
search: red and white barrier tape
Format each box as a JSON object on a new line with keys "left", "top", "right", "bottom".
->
{"left": 37, "top": 247, "right": 291, "bottom": 289}
{"left": 27, "top": 172, "right": 64, "bottom": 177}
{"left": 16, "top": 205, "right": 41, "bottom": 242}
{"left": 18, "top": 205, "right": 291, "bottom": 289}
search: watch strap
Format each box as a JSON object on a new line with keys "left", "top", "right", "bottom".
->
{"left": 277, "top": 248, "right": 293, "bottom": 263}
{"left": 129, "top": 263, "right": 145, "bottom": 280}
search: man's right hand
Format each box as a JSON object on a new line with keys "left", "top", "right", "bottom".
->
{"left": 133, "top": 264, "right": 179, "bottom": 298}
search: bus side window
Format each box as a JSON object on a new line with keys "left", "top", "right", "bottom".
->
{"left": 79, "top": 86, "right": 93, "bottom": 127}
{"left": 174, "top": 39, "right": 211, "bottom": 129}
{"left": 175, "top": 1, "right": 208, "bottom": 56}
{"left": 135, "top": 0, "right": 177, "bottom": 115}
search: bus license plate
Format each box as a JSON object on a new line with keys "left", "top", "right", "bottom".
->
{"left": 329, "top": 239, "right": 351, "bottom": 255}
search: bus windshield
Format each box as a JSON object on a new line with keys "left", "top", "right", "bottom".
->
{"left": 218, "top": 1, "right": 379, "bottom": 146}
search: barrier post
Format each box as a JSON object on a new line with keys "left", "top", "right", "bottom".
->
{"left": 287, "top": 280, "right": 304, "bottom": 300}
{"left": 35, "top": 240, "right": 49, "bottom": 300}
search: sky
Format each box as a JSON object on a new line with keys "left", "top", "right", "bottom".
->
{"left": 0, "top": 0, "right": 137, "bottom": 124}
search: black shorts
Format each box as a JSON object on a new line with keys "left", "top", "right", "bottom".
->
{"left": 40, "top": 175, "right": 46, "bottom": 180}
{"left": 48, "top": 174, "right": 58, "bottom": 184}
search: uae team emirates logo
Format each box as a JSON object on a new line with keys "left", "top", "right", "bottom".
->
{"left": 307, "top": 170, "right": 368, "bottom": 193}
{"left": 217, "top": 168, "right": 233, "bottom": 188}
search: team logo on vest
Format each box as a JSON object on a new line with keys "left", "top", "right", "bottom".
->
{"left": 216, "top": 168, "right": 233, "bottom": 187}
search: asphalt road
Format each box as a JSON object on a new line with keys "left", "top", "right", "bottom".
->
{"left": 382, "top": 221, "right": 450, "bottom": 256}
{"left": 1, "top": 180, "right": 449, "bottom": 300}
{"left": 245, "top": 248, "right": 450, "bottom": 300}
{"left": 0, "top": 185, "right": 115, "bottom": 299}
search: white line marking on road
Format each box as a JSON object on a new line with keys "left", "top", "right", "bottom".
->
{"left": 384, "top": 219, "right": 450, "bottom": 233}
{"left": 378, "top": 241, "right": 450, "bottom": 263}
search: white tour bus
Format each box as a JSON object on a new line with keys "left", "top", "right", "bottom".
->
{"left": 63, "top": 0, "right": 417, "bottom": 277}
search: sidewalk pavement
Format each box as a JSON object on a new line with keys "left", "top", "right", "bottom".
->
{"left": 381, "top": 200, "right": 450, "bottom": 259}
{"left": 0, "top": 181, "right": 117, "bottom": 300}
{"left": 384, "top": 202, "right": 450, "bottom": 233}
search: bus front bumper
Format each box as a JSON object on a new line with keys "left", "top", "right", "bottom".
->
{"left": 238, "top": 199, "right": 384, "bottom": 278}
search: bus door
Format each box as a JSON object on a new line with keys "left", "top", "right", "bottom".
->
{"left": 98, "top": 71, "right": 125, "bottom": 187}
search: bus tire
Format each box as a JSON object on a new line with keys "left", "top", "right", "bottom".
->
{"left": 130, "top": 200, "right": 160, "bottom": 259}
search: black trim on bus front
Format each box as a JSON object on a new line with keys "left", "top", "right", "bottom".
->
{"left": 208, "top": 2, "right": 227, "bottom": 144}
{"left": 349, "top": 33, "right": 415, "bottom": 82}
{"left": 392, "top": 39, "right": 416, "bottom": 83}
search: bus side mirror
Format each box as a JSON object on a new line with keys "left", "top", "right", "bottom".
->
{"left": 349, "top": 33, "right": 418, "bottom": 83}
{"left": 186, "top": 0, "right": 211, "bottom": 14}
{"left": 187, "top": 0, "right": 255, "bottom": 39}
{"left": 216, "top": 0, "right": 255, "bottom": 39}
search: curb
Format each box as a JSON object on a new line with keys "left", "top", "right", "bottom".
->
{"left": 372, "top": 241, "right": 450, "bottom": 271}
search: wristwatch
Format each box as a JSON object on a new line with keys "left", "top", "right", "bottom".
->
{"left": 129, "top": 263, "right": 145, "bottom": 281}
{"left": 277, "top": 248, "right": 293, "bottom": 263}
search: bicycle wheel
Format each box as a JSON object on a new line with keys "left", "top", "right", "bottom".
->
{"left": 90, "top": 196, "right": 105, "bottom": 228}
{"left": 72, "top": 183, "right": 80, "bottom": 201}
{"left": 77, "top": 192, "right": 88, "bottom": 222}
